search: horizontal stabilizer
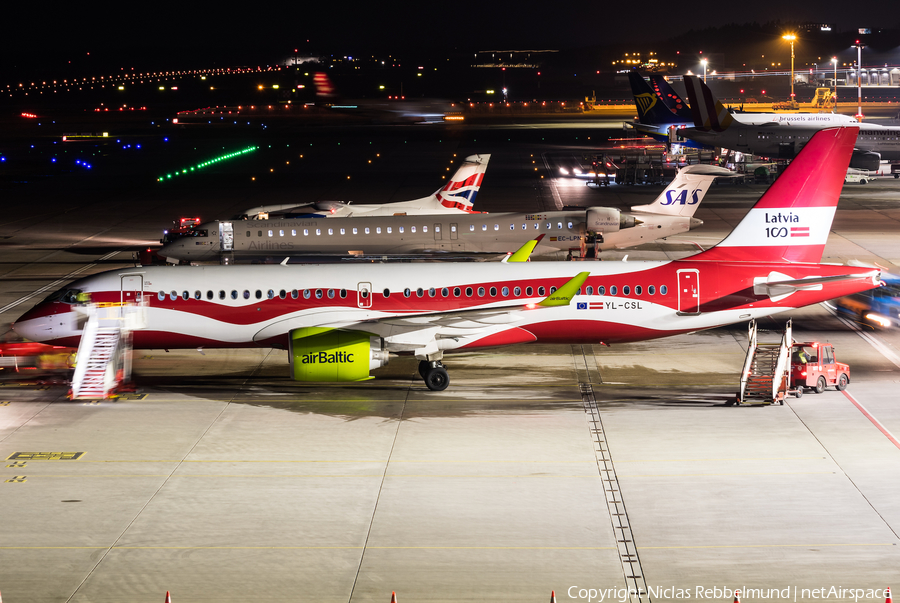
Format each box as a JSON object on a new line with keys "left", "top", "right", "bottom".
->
{"left": 753, "top": 270, "right": 881, "bottom": 301}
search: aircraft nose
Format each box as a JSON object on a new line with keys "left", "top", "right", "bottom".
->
{"left": 12, "top": 305, "right": 52, "bottom": 342}
{"left": 689, "top": 217, "right": 704, "bottom": 230}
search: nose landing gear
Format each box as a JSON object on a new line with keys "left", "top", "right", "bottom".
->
{"left": 418, "top": 360, "right": 449, "bottom": 391}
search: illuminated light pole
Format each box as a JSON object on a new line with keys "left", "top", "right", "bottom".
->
{"left": 782, "top": 34, "right": 796, "bottom": 104}
{"left": 831, "top": 57, "right": 838, "bottom": 106}
{"left": 854, "top": 40, "right": 866, "bottom": 118}
{"left": 701, "top": 58, "right": 708, "bottom": 83}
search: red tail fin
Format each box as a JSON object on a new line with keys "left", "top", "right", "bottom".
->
{"left": 690, "top": 126, "right": 858, "bottom": 263}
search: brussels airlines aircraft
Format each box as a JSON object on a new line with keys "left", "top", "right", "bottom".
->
{"left": 628, "top": 71, "right": 855, "bottom": 146}
{"left": 239, "top": 154, "right": 489, "bottom": 220}
{"left": 14, "top": 128, "right": 880, "bottom": 391}
{"left": 680, "top": 76, "right": 900, "bottom": 170}
{"left": 158, "top": 164, "right": 731, "bottom": 262}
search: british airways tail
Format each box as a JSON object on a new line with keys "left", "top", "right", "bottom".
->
{"left": 690, "top": 127, "right": 858, "bottom": 263}
{"left": 628, "top": 71, "right": 688, "bottom": 126}
{"left": 632, "top": 164, "right": 734, "bottom": 217}
{"left": 387, "top": 154, "right": 490, "bottom": 214}
{"left": 428, "top": 154, "right": 489, "bottom": 212}
{"left": 682, "top": 75, "right": 734, "bottom": 132}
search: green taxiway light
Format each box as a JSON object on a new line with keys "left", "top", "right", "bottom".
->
{"left": 159, "top": 146, "right": 257, "bottom": 182}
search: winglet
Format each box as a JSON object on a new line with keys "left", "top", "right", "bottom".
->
{"left": 504, "top": 234, "right": 545, "bottom": 263}
{"left": 538, "top": 272, "right": 590, "bottom": 306}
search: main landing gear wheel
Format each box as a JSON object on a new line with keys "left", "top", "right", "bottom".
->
{"left": 420, "top": 361, "right": 449, "bottom": 391}
{"left": 815, "top": 376, "right": 827, "bottom": 394}
{"left": 836, "top": 373, "right": 849, "bottom": 391}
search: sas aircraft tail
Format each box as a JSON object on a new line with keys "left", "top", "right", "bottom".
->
{"left": 682, "top": 75, "right": 734, "bottom": 132}
{"left": 690, "top": 127, "right": 857, "bottom": 263}
{"left": 632, "top": 164, "right": 734, "bottom": 218}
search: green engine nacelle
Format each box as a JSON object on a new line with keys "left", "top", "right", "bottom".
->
{"left": 289, "top": 328, "right": 389, "bottom": 382}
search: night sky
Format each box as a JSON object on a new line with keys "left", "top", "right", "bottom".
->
{"left": 3, "top": 0, "right": 897, "bottom": 75}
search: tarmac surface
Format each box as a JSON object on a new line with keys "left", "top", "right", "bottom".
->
{"left": 1, "top": 115, "right": 899, "bottom": 602}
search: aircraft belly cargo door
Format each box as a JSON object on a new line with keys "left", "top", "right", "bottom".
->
{"left": 358, "top": 282, "right": 372, "bottom": 309}
{"left": 677, "top": 269, "right": 700, "bottom": 314}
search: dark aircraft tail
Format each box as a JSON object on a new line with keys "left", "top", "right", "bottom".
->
{"left": 627, "top": 71, "right": 687, "bottom": 126}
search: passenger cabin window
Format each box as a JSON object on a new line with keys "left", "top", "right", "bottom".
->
{"left": 411, "top": 226, "right": 416, "bottom": 233}
{"left": 423, "top": 226, "right": 428, "bottom": 233}
{"left": 648, "top": 286, "right": 656, "bottom": 295}
{"left": 526, "top": 286, "right": 533, "bottom": 296}
{"left": 353, "top": 228, "right": 358, "bottom": 235}
{"left": 470, "top": 225, "right": 475, "bottom": 231}
{"left": 610, "top": 286, "right": 617, "bottom": 296}
{"left": 623, "top": 286, "right": 630, "bottom": 296}
{"left": 660, "top": 285, "right": 668, "bottom": 295}
{"left": 538, "top": 286, "right": 545, "bottom": 296}
{"left": 376, "top": 227, "right": 382, "bottom": 234}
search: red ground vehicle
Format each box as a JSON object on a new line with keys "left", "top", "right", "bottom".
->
{"left": 0, "top": 341, "right": 76, "bottom": 378}
{"left": 789, "top": 342, "right": 849, "bottom": 396}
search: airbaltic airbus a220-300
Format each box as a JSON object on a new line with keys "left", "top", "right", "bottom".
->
{"left": 14, "top": 128, "right": 881, "bottom": 391}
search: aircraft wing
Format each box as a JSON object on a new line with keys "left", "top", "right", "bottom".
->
{"left": 254, "top": 272, "right": 590, "bottom": 346}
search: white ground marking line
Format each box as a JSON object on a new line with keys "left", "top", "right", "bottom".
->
{"left": 821, "top": 302, "right": 900, "bottom": 450}
{"left": 0, "top": 251, "right": 121, "bottom": 315}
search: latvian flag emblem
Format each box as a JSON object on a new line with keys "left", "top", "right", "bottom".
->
{"left": 790, "top": 226, "right": 809, "bottom": 237}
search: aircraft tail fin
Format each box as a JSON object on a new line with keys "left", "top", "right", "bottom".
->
{"left": 314, "top": 72, "right": 338, "bottom": 100}
{"left": 690, "top": 127, "right": 858, "bottom": 264}
{"left": 682, "top": 75, "right": 734, "bottom": 132}
{"left": 647, "top": 74, "right": 693, "bottom": 122}
{"left": 432, "top": 154, "right": 490, "bottom": 212}
{"left": 631, "top": 164, "right": 733, "bottom": 217}
{"left": 628, "top": 71, "right": 686, "bottom": 126}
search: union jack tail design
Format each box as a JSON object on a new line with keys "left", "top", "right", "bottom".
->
{"left": 433, "top": 154, "right": 489, "bottom": 212}
{"left": 692, "top": 127, "right": 858, "bottom": 264}
{"left": 683, "top": 75, "right": 734, "bottom": 132}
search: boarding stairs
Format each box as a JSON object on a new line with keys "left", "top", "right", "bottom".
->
{"left": 70, "top": 303, "right": 142, "bottom": 399}
{"left": 735, "top": 319, "right": 793, "bottom": 406}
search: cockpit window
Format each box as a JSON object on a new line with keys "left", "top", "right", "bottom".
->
{"left": 44, "top": 288, "right": 82, "bottom": 304}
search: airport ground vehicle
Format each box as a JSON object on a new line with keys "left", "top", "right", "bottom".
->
{"left": 0, "top": 341, "right": 75, "bottom": 377}
{"left": 834, "top": 278, "right": 900, "bottom": 328}
{"left": 789, "top": 342, "right": 849, "bottom": 395}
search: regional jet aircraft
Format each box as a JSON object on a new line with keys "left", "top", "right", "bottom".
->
{"left": 158, "top": 164, "right": 731, "bottom": 262}
{"left": 15, "top": 128, "right": 880, "bottom": 391}
{"left": 239, "top": 154, "right": 489, "bottom": 220}
{"left": 680, "top": 76, "right": 900, "bottom": 170}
